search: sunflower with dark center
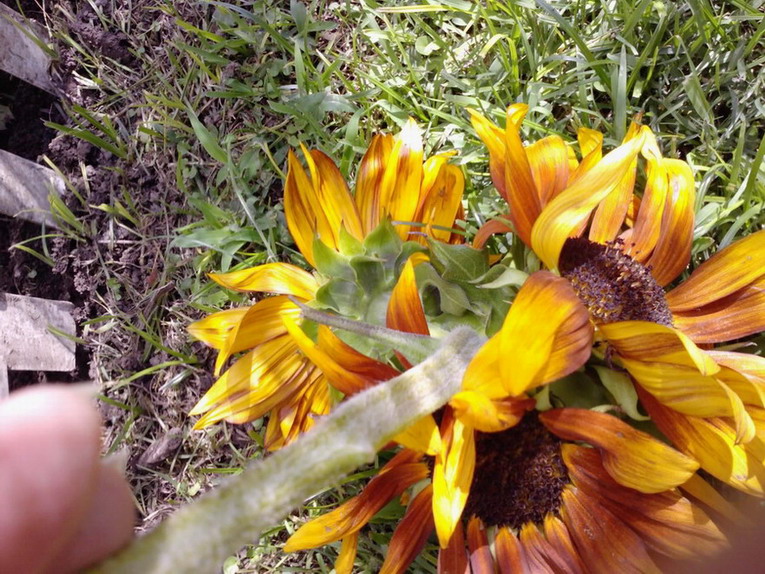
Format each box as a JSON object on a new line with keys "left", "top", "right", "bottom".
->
{"left": 471, "top": 104, "right": 765, "bottom": 496}
{"left": 281, "top": 109, "right": 763, "bottom": 572}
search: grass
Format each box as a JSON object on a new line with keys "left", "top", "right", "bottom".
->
{"left": 13, "top": 0, "right": 765, "bottom": 571}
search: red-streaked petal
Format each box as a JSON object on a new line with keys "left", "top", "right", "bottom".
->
{"left": 335, "top": 533, "right": 358, "bottom": 574}
{"left": 560, "top": 487, "right": 661, "bottom": 573}
{"left": 520, "top": 522, "right": 580, "bottom": 574}
{"left": 416, "top": 161, "right": 465, "bottom": 243}
{"left": 387, "top": 257, "right": 429, "bottom": 336}
{"left": 212, "top": 296, "right": 299, "bottom": 376}
{"left": 587, "top": 155, "right": 636, "bottom": 244}
{"left": 672, "top": 276, "right": 765, "bottom": 344}
{"left": 628, "top": 135, "right": 667, "bottom": 264}
{"left": 542, "top": 515, "right": 587, "bottom": 574}
{"left": 525, "top": 135, "right": 570, "bottom": 206}
{"left": 209, "top": 262, "right": 318, "bottom": 300}
{"left": 564, "top": 445, "right": 728, "bottom": 560}
{"left": 666, "top": 229, "right": 765, "bottom": 311}
{"left": 433, "top": 417, "right": 476, "bottom": 548}
{"left": 283, "top": 315, "right": 374, "bottom": 397}
{"left": 468, "top": 108, "right": 509, "bottom": 201}
{"left": 643, "top": 159, "right": 695, "bottom": 285}
{"left": 680, "top": 473, "right": 753, "bottom": 526}
{"left": 283, "top": 450, "right": 428, "bottom": 551}
{"left": 466, "top": 517, "right": 494, "bottom": 574}
{"left": 495, "top": 527, "right": 527, "bottom": 574}
{"left": 639, "top": 389, "right": 765, "bottom": 497}
{"left": 317, "top": 326, "right": 399, "bottom": 388}
{"left": 307, "top": 149, "right": 364, "bottom": 242}
{"left": 472, "top": 216, "right": 513, "bottom": 249}
{"left": 542, "top": 409, "right": 698, "bottom": 492}
{"left": 356, "top": 133, "right": 394, "bottom": 234}
{"left": 530, "top": 127, "right": 647, "bottom": 270}
{"left": 380, "top": 485, "right": 435, "bottom": 574}
{"left": 437, "top": 520, "right": 469, "bottom": 574}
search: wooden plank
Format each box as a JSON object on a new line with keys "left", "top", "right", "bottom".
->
{"left": 0, "top": 149, "right": 64, "bottom": 226}
{"left": 0, "top": 292, "right": 75, "bottom": 373}
{"left": 0, "top": 4, "right": 57, "bottom": 95}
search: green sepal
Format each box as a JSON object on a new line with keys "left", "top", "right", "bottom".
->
{"left": 395, "top": 241, "right": 428, "bottom": 275}
{"left": 314, "top": 278, "right": 363, "bottom": 316}
{"left": 363, "top": 219, "right": 402, "bottom": 267}
{"left": 415, "top": 262, "right": 471, "bottom": 316}
{"left": 312, "top": 237, "right": 355, "bottom": 282}
{"left": 338, "top": 226, "right": 364, "bottom": 257}
{"left": 474, "top": 264, "right": 529, "bottom": 289}
{"left": 427, "top": 239, "right": 489, "bottom": 282}
{"left": 349, "top": 255, "right": 386, "bottom": 295}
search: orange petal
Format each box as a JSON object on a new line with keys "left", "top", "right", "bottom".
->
{"left": 212, "top": 296, "right": 299, "bottom": 376}
{"left": 672, "top": 275, "right": 765, "bottom": 344}
{"left": 380, "top": 485, "right": 435, "bottom": 574}
{"left": 628, "top": 134, "right": 667, "bottom": 264}
{"left": 387, "top": 257, "right": 430, "bottom": 336}
{"left": 433, "top": 417, "right": 476, "bottom": 548}
{"left": 642, "top": 159, "right": 695, "bottom": 285}
{"left": 335, "top": 533, "right": 358, "bottom": 574}
{"left": 283, "top": 450, "right": 428, "bottom": 551}
{"left": 666, "top": 229, "right": 765, "bottom": 311}
{"left": 525, "top": 135, "right": 570, "bottom": 206}
{"left": 495, "top": 527, "right": 526, "bottom": 574}
{"left": 541, "top": 409, "right": 698, "bottom": 492}
{"left": 209, "top": 262, "right": 318, "bottom": 300}
{"left": 449, "top": 391, "right": 534, "bottom": 433}
{"left": 282, "top": 315, "right": 374, "bottom": 397}
{"left": 466, "top": 517, "right": 494, "bottom": 574}
{"left": 542, "top": 515, "right": 587, "bottom": 574}
{"left": 317, "top": 326, "right": 399, "bottom": 390}
{"left": 520, "top": 522, "right": 583, "bottom": 574}
{"left": 437, "top": 521, "right": 469, "bottom": 574}
{"left": 468, "top": 108, "right": 510, "bottom": 201}
{"left": 307, "top": 149, "right": 364, "bottom": 241}
{"left": 530, "top": 127, "right": 647, "bottom": 270}
{"left": 564, "top": 445, "right": 727, "bottom": 560}
{"left": 639, "top": 389, "right": 765, "bottom": 497}
{"left": 472, "top": 216, "right": 513, "bottom": 249}
{"left": 680, "top": 473, "right": 753, "bottom": 526}
{"left": 587, "top": 154, "right": 636, "bottom": 244}
{"left": 560, "top": 487, "right": 661, "bottom": 573}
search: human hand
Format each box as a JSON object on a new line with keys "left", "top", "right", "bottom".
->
{"left": 0, "top": 385, "right": 135, "bottom": 573}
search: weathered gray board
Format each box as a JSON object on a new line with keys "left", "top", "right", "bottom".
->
{"left": 0, "top": 149, "right": 64, "bottom": 227}
{"left": 0, "top": 4, "right": 57, "bottom": 95}
{"left": 0, "top": 293, "right": 76, "bottom": 397}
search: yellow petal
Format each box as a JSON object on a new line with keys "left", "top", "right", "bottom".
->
{"left": 530, "top": 127, "right": 647, "bottom": 270}
{"left": 209, "top": 262, "right": 318, "bottom": 300}
{"left": 449, "top": 391, "right": 534, "bottom": 433}
{"left": 316, "top": 326, "right": 399, "bottom": 390}
{"left": 356, "top": 133, "right": 395, "bottom": 234}
{"left": 628, "top": 133, "right": 667, "bottom": 262}
{"left": 392, "top": 414, "right": 441, "bottom": 455}
{"left": 335, "top": 533, "right": 358, "bottom": 574}
{"left": 382, "top": 119, "right": 425, "bottom": 239}
{"left": 414, "top": 162, "right": 465, "bottom": 243}
{"left": 212, "top": 296, "right": 299, "bottom": 376}
{"left": 640, "top": 389, "right": 765, "bottom": 497}
{"left": 432, "top": 416, "right": 475, "bottom": 548}
{"left": 642, "top": 159, "right": 695, "bottom": 285}
{"left": 543, "top": 409, "right": 699, "bottom": 492}
{"left": 468, "top": 108, "right": 509, "bottom": 201}
{"left": 284, "top": 450, "right": 428, "bottom": 551}
{"left": 666, "top": 229, "right": 765, "bottom": 311}
{"left": 188, "top": 307, "right": 250, "bottom": 349}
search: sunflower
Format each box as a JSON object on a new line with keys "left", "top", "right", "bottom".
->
{"left": 188, "top": 120, "right": 464, "bottom": 448}
{"left": 470, "top": 104, "right": 765, "bottom": 494}
{"left": 284, "top": 271, "right": 731, "bottom": 573}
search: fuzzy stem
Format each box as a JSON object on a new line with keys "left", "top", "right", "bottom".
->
{"left": 88, "top": 327, "right": 484, "bottom": 574}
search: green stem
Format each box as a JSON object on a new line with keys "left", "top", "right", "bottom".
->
{"left": 88, "top": 327, "right": 484, "bottom": 574}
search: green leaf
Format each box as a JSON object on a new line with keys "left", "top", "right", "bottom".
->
{"left": 427, "top": 240, "right": 489, "bottom": 281}
{"left": 595, "top": 366, "right": 650, "bottom": 421}
{"left": 187, "top": 109, "right": 228, "bottom": 164}
{"left": 416, "top": 263, "right": 471, "bottom": 316}
{"left": 476, "top": 265, "right": 529, "bottom": 289}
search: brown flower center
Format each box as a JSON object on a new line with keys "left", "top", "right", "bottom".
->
{"left": 464, "top": 412, "right": 568, "bottom": 529}
{"left": 558, "top": 237, "right": 673, "bottom": 325}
